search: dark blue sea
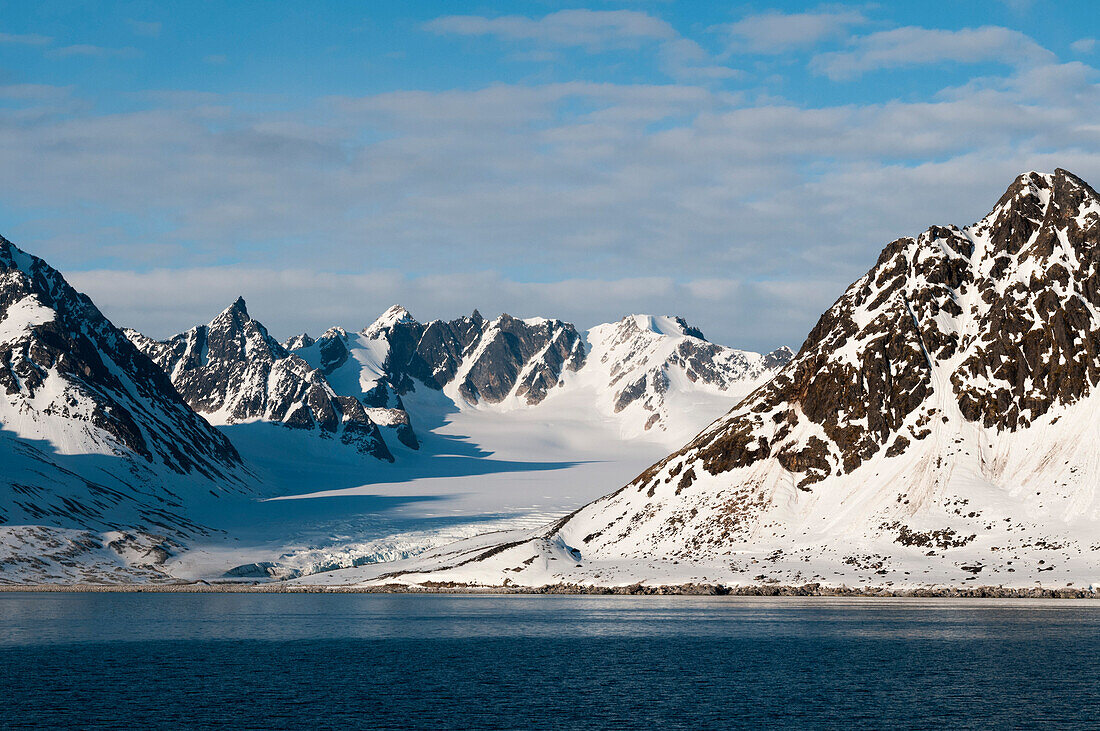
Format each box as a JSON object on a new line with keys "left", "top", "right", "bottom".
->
{"left": 1, "top": 593, "right": 1098, "bottom": 730}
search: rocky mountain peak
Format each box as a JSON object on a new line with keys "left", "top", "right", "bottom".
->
{"left": 203, "top": 298, "right": 287, "bottom": 366}
{"left": 534, "top": 168, "right": 1100, "bottom": 557}
{"left": 618, "top": 314, "right": 707, "bottom": 340}
{"left": 389, "top": 169, "right": 1100, "bottom": 590}
{"left": 453, "top": 314, "right": 586, "bottom": 405}
{"left": 762, "top": 345, "right": 794, "bottom": 370}
{"left": 974, "top": 168, "right": 1099, "bottom": 262}
{"left": 210, "top": 295, "right": 249, "bottom": 328}
{"left": 127, "top": 304, "right": 394, "bottom": 461}
{"left": 584, "top": 314, "right": 791, "bottom": 437}
{"left": 364, "top": 304, "right": 418, "bottom": 339}
{"left": 283, "top": 332, "right": 314, "bottom": 350}
{"left": 1, "top": 234, "right": 246, "bottom": 536}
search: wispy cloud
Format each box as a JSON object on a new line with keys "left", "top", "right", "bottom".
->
{"left": 7, "top": 62, "right": 1099, "bottom": 349}
{"left": 0, "top": 83, "right": 72, "bottom": 100}
{"left": 722, "top": 7, "right": 869, "bottom": 54}
{"left": 0, "top": 30, "right": 52, "bottom": 45}
{"left": 1071, "top": 38, "right": 1097, "bottom": 55}
{"left": 813, "top": 25, "right": 1054, "bottom": 80}
{"left": 425, "top": 9, "right": 733, "bottom": 82}
{"left": 126, "top": 19, "right": 162, "bottom": 37}
{"left": 424, "top": 10, "right": 676, "bottom": 51}
{"left": 48, "top": 44, "right": 142, "bottom": 59}
{"left": 2, "top": 5, "right": 1097, "bottom": 351}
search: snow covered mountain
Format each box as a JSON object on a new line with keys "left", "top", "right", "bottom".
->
{"left": 572, "top": 315, "right": 791, "bottom": 441}
{"left": 127, "top": 299, "right": 396, "bottom": 461}
{"left": 141, "top": 302, "right": 786, "bottom": 465}
{"left": 357, "top": 306, "right": 587, "bottom": 407}
{"left": 288, "top": 321, "right": 419, "bottom": 451}
{"left": 345, "top": 307, "right": 787, "bottom": 440}
{"left": 0, "top": 234, "right": 251, "bottom": 581}
{"left": 318, "top": 168, "right": 1100, "bottom": 591}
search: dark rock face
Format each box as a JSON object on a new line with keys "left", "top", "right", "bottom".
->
{"left": 635, "top": 168, "right": 1100, "bottom": 498}
{"left": 671, "top": 317, "right": 707, "bottom": 341}
{"left": 282, "top": 333, "right": 314, "bottom": 350}
{"left": 0, "top": 235, "right": 242, "bottom": 478}
{"left": 457, "top": 315, "right": 586, "bottom": 405}
{"left": 362, "top": 307, "right": 585, "bottom": 407}
{"left": 313, "top": 328, "right": 353, "bottom": 377}
{"left": 129, "top": 301, "right": 393, "bottom": 462}
{"left": 371, "top": 308, "right": 486, "bottom": 393}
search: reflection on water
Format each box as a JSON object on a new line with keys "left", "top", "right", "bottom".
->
{"left": 2, "top": 595, "right": 1098, "bottom": 729}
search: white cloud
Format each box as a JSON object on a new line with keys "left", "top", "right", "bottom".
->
{"left": 424, "top": 10, "right": 734, "bottom": 82}
{"left": 659, "top": 38, "right": 740, "bottom": 80}
{"left": 722, "top": 7, "right": 869, "bottom": 54}
{"left": 66, "top": 266, "right": 834, "bottom": 353}
{"left": 48, "top": 44, "right": 142, "bottom": 59}
{"left": 424, "top": 9, "right": 676, "bottom": 51}
{"left": 1071, "top": 38, "right": 1097, "bottom": 55}
{"left": 2, "top": 19, "right": 1098, "bottom": 352}
{"left": 0, "top": 83, "right": 72, "bottom": 100}
{"left": 813, "top": 25, "right": 1055, "bottom": 80}
{"left": 0, "top": 31, "right": 51, "bottom": 45}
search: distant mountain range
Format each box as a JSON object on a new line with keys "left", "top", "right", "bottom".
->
{"left": 8, "top": 168, "right": 1100, "bottom": 591}
{"left": 0, "top": 235, "right": 251, "bottom": 582}
{"left": 313, "top": 169, "right": 1100, "bottom": 592}
{"left": 125, "top": 300, "right": 790, "bottom": 459}
{"left": 0, "top": 230, "right": 788, "bottom": 582}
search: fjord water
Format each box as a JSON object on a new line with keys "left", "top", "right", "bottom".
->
{"left": 2, "top": 595, "right": 1098, "bottom": 730}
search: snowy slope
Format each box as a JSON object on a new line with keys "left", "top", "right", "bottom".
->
{"left": 305, "top": 168, "right": 1100, "bottom": 591}
{"left": 321, "top": 307, "right": 789, "bottom": 443}
{"left": 555, "top": 315, "right": 791, "bottom": 443}
{"left": 138, "top": 309, "right": 787, "bottom": 581}
{"left": 0, "top": 234, "right": 253, "bottom": 582}
{"left": 288, "top": 322, "right": 418, "bottom": 451}
{"left": 127, "top": 299, "right": 395, "bottom": 461}
{"left": 1, "top": 238, "right": 788, "bottom": 583}
{"left": 166, "top": 310, "right": 788, "bottom": 580}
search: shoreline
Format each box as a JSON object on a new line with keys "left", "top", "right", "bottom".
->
{"left": 1, "top": 581, "right": 1097, "bottom": 598}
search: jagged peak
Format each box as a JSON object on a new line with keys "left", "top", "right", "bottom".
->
{"left": 616, "top": 314, "right": 706, "bottom": 340}
{"left": 0, "top": 234, "right": 38, "bottom": 272}
{"left": 212, "top": 296, "right": 250, "bottom": 325}
{"left": 363, "top": 304, "right": 418, "bottom": 338}
{"left": 1049, "top": 167, "right": 1100, "bottom": 211}
{"left": 0, "top": 234, "right": 27, "bottom": 270}
{"left": 964, "top": 168, "right": 1100, "bottom": 260}
{"left": 283, "top": 332, "right": 314, "bottom": 350}
{"left": 763, "top": 345, "right": 795, "bottom": 369}
{"left": 983, "top": 168, "right": 1098, "bottom": 224}
{"left": 488, "top": 313, "right": 573, "bottom": 331}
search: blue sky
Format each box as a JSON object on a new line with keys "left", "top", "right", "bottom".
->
{"left": 1, "top": 1, "right": 1097, "bottom": 351}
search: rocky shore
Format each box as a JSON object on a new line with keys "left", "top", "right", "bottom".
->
{"left": 1, "top": 581, "right": 1096, "bottom": 598}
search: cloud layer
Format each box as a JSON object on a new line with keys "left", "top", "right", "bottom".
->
{"left": 1, "top": 5, "right": 1098, "bottom": 353}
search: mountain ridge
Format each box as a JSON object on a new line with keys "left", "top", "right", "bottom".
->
{"left": 0, "top": 234, "right": 253, "bottom": 581}
{"left": 128, "top": 300, "right": 791, "bottom": 459}
{"left": 301, "top": 168, "right": 1100, "bottom": 590}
